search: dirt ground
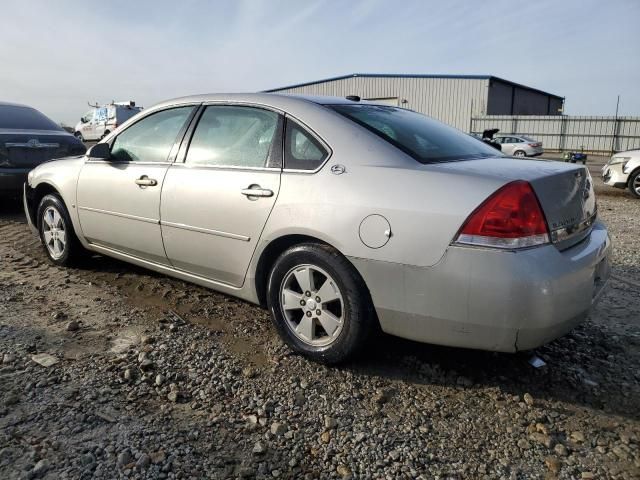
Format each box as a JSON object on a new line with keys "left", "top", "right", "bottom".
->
{"left": 0, "top": 166, "right": 639, "bottom": 479}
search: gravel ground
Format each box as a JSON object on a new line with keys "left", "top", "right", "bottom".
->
{"left": 0, "top": 183, "right": 639, "bottom": 479}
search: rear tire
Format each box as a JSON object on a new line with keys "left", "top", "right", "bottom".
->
{"left": 37, "top": 194, "right": 86, "bottom": 266}
{"left": 266, "top": 243, "right": 374, "bottom": 364}
{"left": 74, "top": 132, "right": 84, "bottom": 142}
{"left": 628, "top": 169, "right": 640, "bottom": 199}
{"left": 514, "top": 150, "right": 526, "bottom": 157}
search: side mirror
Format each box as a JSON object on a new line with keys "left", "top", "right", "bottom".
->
{"left": 87, "top": 142, "right": 111, "bottom": 160}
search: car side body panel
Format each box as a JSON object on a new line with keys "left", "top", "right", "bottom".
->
{"left": 24, "top": 93, "right": 611, "bottom": 354}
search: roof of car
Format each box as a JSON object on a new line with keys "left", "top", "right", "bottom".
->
{"left": 0, "top": 101, "right": 30, "bottom": 108}
{"left": 150, "top": 92, "right": 376, "bottom": 111}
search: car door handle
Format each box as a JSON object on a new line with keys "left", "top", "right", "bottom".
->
{"left": 135, "top": 175, "right": 158, "bottom": 187}
{"left": 241, "top": 186, "right": 273, "bottom": 198}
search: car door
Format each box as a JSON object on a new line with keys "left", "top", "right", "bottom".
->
{"left": 160, "top": 104, "right": 283, "bottom": 287}
{"left": 76, "top": 105, "right": 196, "bottom": 264}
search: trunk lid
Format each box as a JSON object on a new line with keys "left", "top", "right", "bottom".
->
{"left": 0, "top": 129, "right": 86, "bottom": 169}
{"left": 433, "top": 157, "right": 597, "bottom": 250}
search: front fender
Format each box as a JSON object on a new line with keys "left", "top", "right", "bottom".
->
{"left": 26, "top": 156, "right": 87, "bottom": 244}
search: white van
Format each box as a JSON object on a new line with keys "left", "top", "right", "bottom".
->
{"left": 74, "top": 101, "right": 142, "bottom": 141}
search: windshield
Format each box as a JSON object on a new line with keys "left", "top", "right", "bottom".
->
{"left": 0, "top": 105, "right": 62, "bottom": 131}
{"left": 330, "top": 105, "right": 502, "bottom": 163}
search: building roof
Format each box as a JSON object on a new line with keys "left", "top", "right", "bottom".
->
{"left": 264, "top": 73, "right": 563, "bottom": 100}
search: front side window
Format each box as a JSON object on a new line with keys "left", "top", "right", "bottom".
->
{"left": 330, "top": 105, "right": 503, "bottom": 163}
{"left": 284, "top": 120, "right": 328, "bottom": 170}
{"left": 81, "top": 110, "right": 94, "bottom": 123}
{"left": 186, "top": 106, "right": 280, "bottom": 168}
{"left": 110, "top": 106, "right": 194, "bottom": 163}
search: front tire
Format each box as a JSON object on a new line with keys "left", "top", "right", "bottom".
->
{"left": 37, "top": 194, "right": 85, "bottom": 266}
{"left": 267, "top": 243, "right": 374, "bottom": 364}
{"left": 628, "top": 169, "right": 640, "bottom": 199}
{"left": 74, "top": 131, "right": 84, "bottom": 142}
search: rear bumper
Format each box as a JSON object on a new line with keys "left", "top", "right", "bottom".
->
{"left": 349, "top": 221, "right": 611, "bottom": 352}
{"left": 0, "top": 168, "right": 30, "bottom": 194}
{"left": 602, "top": 163, "right": 628, "bottom": 189}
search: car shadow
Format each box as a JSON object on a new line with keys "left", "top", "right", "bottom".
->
{"left": 346, "top": 269, "right": 640, "bottom": 421}
{"left": 0, "top": 195, "right": 27, "bottom": 223}
{"left": 2, "top": 195, "right": 638, "bottom": 421}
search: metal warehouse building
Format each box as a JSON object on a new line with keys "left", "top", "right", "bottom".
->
{"left": 266, "top": 73, "right": 564, "bottom": 131}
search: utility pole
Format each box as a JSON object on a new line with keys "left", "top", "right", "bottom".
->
{"left": 611, "top": 95, "right": 620, "bottom": 154}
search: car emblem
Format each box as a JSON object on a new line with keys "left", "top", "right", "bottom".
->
{"left": 331, "top": 164, "right": 346, "bottom": 175}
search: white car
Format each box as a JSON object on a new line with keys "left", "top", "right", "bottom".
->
{"left": 602, "top": 149, "right": 640, "bottom": 198}
{"left": 493, "top": 135, "right": 543, "bottom": 157}
{"left": 74, "top": 101, "right": 142, "bottom": 142}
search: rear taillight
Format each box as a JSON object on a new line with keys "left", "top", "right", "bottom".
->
{"left": 454, "top": 180, "right": 550, "bottom": 249}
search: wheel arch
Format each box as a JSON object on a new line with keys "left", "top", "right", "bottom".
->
{"left": 253, "top": 234, "right": 374, "bottom": 311}
{"left": 26, "top": 182, "right": 61, "bottom": 229}
{"left": 627, "top": 166, "right": 640, "bottom": 185}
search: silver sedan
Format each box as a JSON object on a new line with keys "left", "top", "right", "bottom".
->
{"left": 494, "top": 135, "right": 544, "bottom": 157}
{"left": 24, "top": 94, "right": 610, "bottom": 363}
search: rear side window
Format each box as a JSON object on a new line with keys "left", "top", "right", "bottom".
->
{"left": 186, "top": 106, "right": 281, "bottom": 168}
{"left": 111, "top": 106, "right": 194, "bottom": 162}
{"left": 330, "top": 105, "right": 502, "bottom": 163}
{"left": 284, "top": 120, "right": 328, "bottom": 170}
{"left": 0, "top": 105, "right": 61, "bottom": 131}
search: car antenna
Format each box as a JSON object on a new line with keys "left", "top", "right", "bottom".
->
{"left": 346, "top": 95, "right": 360, "bottom": 102}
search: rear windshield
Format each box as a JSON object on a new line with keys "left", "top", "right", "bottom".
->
{"left": 0, "top": 105, "right": 61, "bottom": 131}
{"left": 330, "top": 105, "right": 502, "bottom": 163}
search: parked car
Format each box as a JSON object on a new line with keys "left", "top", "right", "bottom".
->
{"left": 602, "top": 149, "right": 640, "bottom": 198}
{"left": 24, "top": 94, "right": 610, "bottom": 364}
{"left": 469, "top": 129, "right": 502, "bottom": 151}
{"left": 493, "top": 135, "right": 543, "bottom": 157}
{"left": 0, "top": 101, "right": 86, "bottom": 197}
{"left": 74, "top": 101, "right": 142, "bottom": 142}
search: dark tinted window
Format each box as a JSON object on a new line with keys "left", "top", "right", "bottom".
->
{"left": 111, "top": 106, "right": 193, "bottom": 162}
{"left": 0, "top": 105, "right": 61, "bottom": 131}
{"left": 331, "top": 105, "right": 502, "bottom": 163}
{"left": 186, "top": 106, "right": 280, "bottom": 168}
{"left": 284, "top": 120, "right": 328, "bottom": 170}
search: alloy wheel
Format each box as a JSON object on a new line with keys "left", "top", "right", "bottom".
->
{"left": 279, "top": 264, "right": 344, "bottom": 347}
{"left": 634, "top": 175, "right": 640, "bottom": 196}
{"left": 42, "top": 206, "right": 67, "bottom": 260}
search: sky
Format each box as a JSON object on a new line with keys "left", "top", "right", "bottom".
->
{"left": 1, "top": 0, "right": 638, "bottom": 125}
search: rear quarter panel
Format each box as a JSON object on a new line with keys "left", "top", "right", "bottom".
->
{"left": 261, "top": 159, "right": 506, "bottom": 268}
